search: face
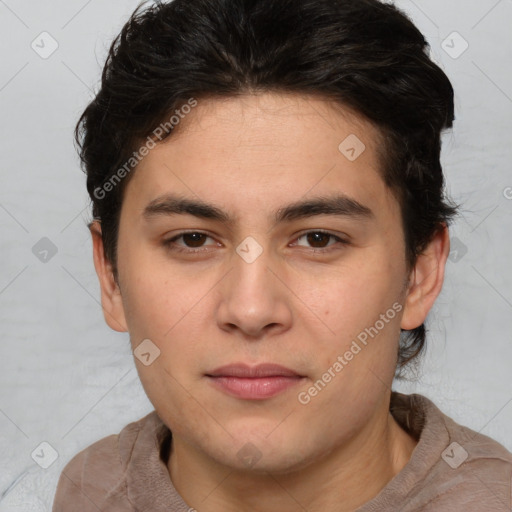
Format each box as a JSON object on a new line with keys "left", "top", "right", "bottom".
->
{"left": 95, "top": 92, "right": 422, "bottom": 473}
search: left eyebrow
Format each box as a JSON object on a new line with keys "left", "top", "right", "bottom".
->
{"left": 274, "top": 194, "right": 374, "bottom": 223}
{"left": 142, "top": 192, "right": 374, "bottom": 226}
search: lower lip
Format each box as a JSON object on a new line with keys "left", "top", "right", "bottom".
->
{"left": 207, "top": 375, "right": 303, "bottom": 400}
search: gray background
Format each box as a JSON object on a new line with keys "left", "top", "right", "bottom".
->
{"left": 0, "top": 0, "right": 511, "bottom": 509}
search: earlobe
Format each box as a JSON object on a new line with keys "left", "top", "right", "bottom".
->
{"left": 90, "top": 220, "right": 129, "bottom": 333}
{"left": 400, "top": 225, "right": 450, "bottom": 330}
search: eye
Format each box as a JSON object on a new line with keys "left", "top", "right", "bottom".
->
{"left": 162, "top": 231, "right": 218, "bottom": 253}
{"left": 162, "top": 229, "right": 349, "bottom": 255}
{"left": 291, "top": 230, "right": 349, "bottom": 251}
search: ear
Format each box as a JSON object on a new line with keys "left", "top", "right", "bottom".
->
{"left": 401, "top": 224, "right": 450, "bottom": 330}
{"left": 90, "top": 220, "right": 128, "bottom": 332}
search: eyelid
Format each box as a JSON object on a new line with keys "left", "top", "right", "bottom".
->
{"left": 292, "top": 228, "right": 349, "bottom": 243}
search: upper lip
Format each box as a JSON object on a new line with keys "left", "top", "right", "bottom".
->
{"left": 207, "top": 363, "right": 302, "bottom": 378}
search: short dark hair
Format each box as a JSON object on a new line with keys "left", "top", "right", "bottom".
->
{"left": 76, "top": 0, "right": 458, "bottom": 378}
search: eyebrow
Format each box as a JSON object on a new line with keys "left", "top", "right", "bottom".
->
{"left": 142, "top": 193, "right": 374, "bottom": 226}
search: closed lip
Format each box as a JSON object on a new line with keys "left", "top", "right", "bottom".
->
{"left": 206, "top": 363, "right": 303, "bottom": 378}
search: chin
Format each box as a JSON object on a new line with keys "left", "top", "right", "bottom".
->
{"left": 205, "top": 427, "right": 319, "bottom": 474}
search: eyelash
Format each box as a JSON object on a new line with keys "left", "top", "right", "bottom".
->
{"left": 161, "top": 230, "right": 349, "bottom": 254}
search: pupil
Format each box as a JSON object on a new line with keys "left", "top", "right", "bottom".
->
{"left": 184, "top": 233, "right": 205, "bottom": 247}
{"left": 307, "top": 232, "right": 328, "bottom": 248}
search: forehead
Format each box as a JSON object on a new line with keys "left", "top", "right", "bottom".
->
{"left": 122, "top": 92, "right": 397, "bottom": 223}
{"left": 166, "top": 92, "right": 382, "bottom": 157}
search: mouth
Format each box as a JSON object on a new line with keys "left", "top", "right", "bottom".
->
{"left": 205, "top": 363, "right": 305, "bottom": 400}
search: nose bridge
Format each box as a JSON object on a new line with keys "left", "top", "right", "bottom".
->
{"left": 230, "top": 235, "right": 275, "bottom": 306}
{"left": 216, "top": 235, "right": 292, "bottom": 336}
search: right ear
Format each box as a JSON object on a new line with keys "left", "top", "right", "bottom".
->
{"left": 90, "top": 220, "right": 128, "bottom": 332}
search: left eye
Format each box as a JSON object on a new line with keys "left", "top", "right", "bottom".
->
{"left": 293, "top": 231, "right": 346, "bottom": 249}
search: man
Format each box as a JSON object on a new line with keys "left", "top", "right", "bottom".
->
{"left": 52, "top": 0, "right": 512, "bottom": 510}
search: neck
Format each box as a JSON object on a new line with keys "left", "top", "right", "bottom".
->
{"left": 167, "top": 397, "right": 417, "bottom": 512}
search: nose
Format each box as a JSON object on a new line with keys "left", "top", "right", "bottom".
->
{"left": 215, "top": 242, "right": 293, "bottom": 339}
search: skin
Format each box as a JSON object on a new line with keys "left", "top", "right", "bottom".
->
{"left": 91, "top": 92, "right": 450, "bottom": 512}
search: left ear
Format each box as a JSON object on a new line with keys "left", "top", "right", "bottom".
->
{"left": 401, "top": 224, "right": 450, "bottom": 330}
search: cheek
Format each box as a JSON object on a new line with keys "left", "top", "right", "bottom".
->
{"left": 323, "top": 260, "right": 401, "bottom": 325}
{"left": 135, "top": 355, "right": 213, "bottom": 442}
{"left": 307, "top": 256, "right": 404, "bottom": 370}
{"left": 118, "top": 246, "right": 210, "bottom": 340}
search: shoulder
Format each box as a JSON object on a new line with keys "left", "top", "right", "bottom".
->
{"left": 52, "top": 411, "right": 159, "bottom": 512}
{"left": 432, "top": 404, "right": 512, "bottom": 509}
{"left": 399, "top": 393, "right": 512, "bottom": 511}
{"left": 429, "top": 394, "right": 512, "bottom": 472}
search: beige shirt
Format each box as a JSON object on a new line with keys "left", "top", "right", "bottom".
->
{"left": 52, "top": 392, "right": 512, "bottom": 511}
